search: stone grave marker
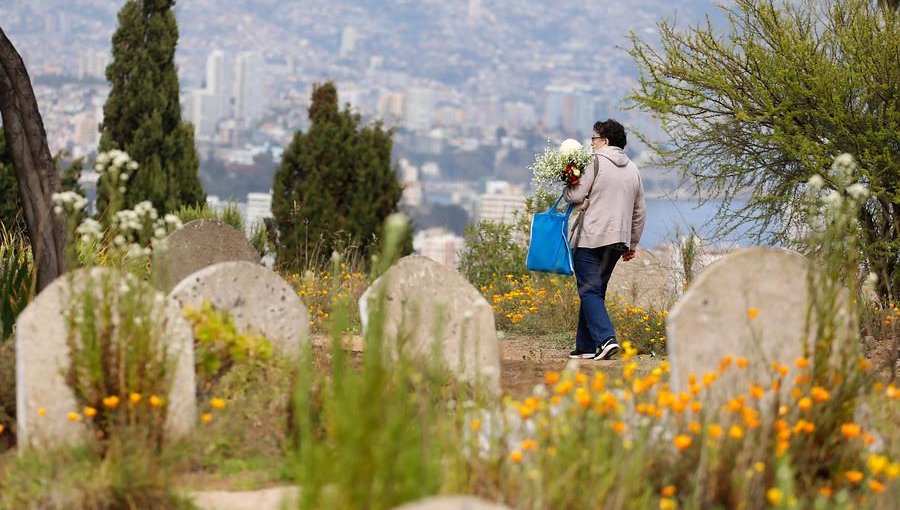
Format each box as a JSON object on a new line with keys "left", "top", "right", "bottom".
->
{"left": 392, "top": 496, "right": 512, "bottom": 510}
{"left": 607, "top": 248, "right": 675, "bottom": 310}
{"left": 168, "top": 261, "right": 308, "bottom": 358}
{"left": 666, "top": 248, "right": 814, "bottom": 395}
{"left": 155, "top": 219, "right": 260, "bottom": 291}
{"left": 359, "top": 255, "right": 501, "bottom": 394}
{"left": 16, "top": 268, "right": 196, "bottom": 449}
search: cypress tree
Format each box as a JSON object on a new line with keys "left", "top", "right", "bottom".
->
{"left": 271, "top": 82, "right": 404, "bottom": 271}
{"left": 99, "top": 0, "right": 203, "bottom": 215}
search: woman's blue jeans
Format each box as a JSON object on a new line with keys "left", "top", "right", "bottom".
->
{"left": 574, "top": 244, "right": 627, "bottom": 352}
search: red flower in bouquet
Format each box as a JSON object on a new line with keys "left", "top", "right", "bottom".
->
{"left": 563, "top": 162, "right": 580, "bottom": 187}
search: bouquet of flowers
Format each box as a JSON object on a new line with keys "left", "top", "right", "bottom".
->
{"left": 529, "top": 139, "right": 594, "bottom": 194}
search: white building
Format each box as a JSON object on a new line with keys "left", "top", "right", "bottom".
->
{"left": 414, "top": 229, "right": 465, "bottom": 269}
{"left": 205, "top": 49, "right": 231, "bottom": 121}
{"left": 339, "top": 26, "right": 358, "bottom": 58}
{"left": 245, "top": 192, "right": 273, "bottom": 234}
{"left": 234, "top": 51, "right": 267, "bottom": 125}
{"left": 78, "top": 52, "right": 109, "bottom": 81}
{"left": 477, "top": 192, "right": 526, "bottom": 225}
{"left": 405, "top": 87, "right": 437, "bottom": 132}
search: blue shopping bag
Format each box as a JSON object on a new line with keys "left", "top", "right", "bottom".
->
{"left": 526, "top": 194, "right": 574, "bottom": 276}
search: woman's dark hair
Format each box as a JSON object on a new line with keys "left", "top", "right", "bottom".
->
{"left": 593, "top": 119, "right": 627, "bottom": 149}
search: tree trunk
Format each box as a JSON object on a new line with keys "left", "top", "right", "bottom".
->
{"left": 0, "top": 27, "right": 66, "bottom": 292}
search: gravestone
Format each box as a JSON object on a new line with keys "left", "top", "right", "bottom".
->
{"left": 359, "top": 255, "right": 501, "bottom": 394}
{"left": 607, "top": 248, "right": 674, "bottom": 309}
{"left": 392, "top": 497, "right": 512, "bottom": 510}
{"left": 16, "top": 268, "right": 196, "bottom": 449}
{"left": 666, "top": 248, "right": 814, "bottom": 394}
{"left": 155, "top": 219, "right": 259, "bottom": 291}
{"left": 168, "top": 261, "right": 308, "bottom": 357}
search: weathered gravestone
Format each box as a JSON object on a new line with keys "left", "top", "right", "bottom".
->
{"left": 168, "top": 261, "right": 308, "bottom": 357}
{"left": 16, "top": 268, "right": 196, "bottom": 449}
{"left": 392, "top": 496, "right": 512, "bottom": 510}
{"left": 359, "top": 255, "right": 501, "bottom": 394}
{"left": 608, "top": 248, "right": 675, "bottom": 310}
{"left": 666, "top": 248, "right": 815, "bottom": 394}
{"left": 155, "top": 219, "right": 260, "bottom": 291}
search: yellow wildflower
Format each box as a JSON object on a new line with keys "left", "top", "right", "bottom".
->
{"left": 201, "top": 413, "right": 213, "bottom": 424}
{"left": 766, "top": 488, "right": 782, "bottom": 505}
{"left": 129, "top": 393, "right": 142, "bottom": 405}
{"left": 67, "top": 412, "right": 81, "bottom": 422}
{"left": 510, "top": 450, "right": 524, "bottom": 463}
{"left": 661, "top": 485, "right": 677, "bottom": 497}
{"left": 841, "top": 423, "right": 861, "bottom": 439}
{"left": 728, "top": 424, "right": 745, "bottom": 440}
{"left": 210, "top": 397, "right": 226, "bottom": 410}
{"left": 747, "top": 307, "right": 760, "bottom": 319}
{"left": 659, "top": 497, "right": 677, "bottom": 510}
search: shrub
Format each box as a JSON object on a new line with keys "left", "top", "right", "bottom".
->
{"left": 459, "top": 220, "right": 527, "bottom": 289}
{"left": 0, "top": 224, "right": 32, "bottom": 341}
{"left": 182, "top": 300, "right": 275, "bottom": 401}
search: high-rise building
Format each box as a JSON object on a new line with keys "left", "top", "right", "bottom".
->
{"left": 405, "top": 87, "right": 437, "bottom": 131}
{"left": 234, "top": 51, "right": 267, "bottom": 125}
{"left": 339, "top": 26, "right": 358, "bottom": 58}
{"left": 78, "top": 52, "right": 110, "bottom": 81}
{"left": 468, "top": 0, "right": 482, "bottom": 23}
{"left": 205, "top": 49, "right": 231, "bottom": 122}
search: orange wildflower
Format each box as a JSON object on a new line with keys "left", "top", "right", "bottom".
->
{"left": 844, "top": 470, "right": 864, "bottom": 483}
{"left": 841, "top": 423, "right": 862, "bottom": 439}
{"left": 673, "top": 434, "right": 693, "bottom": 451}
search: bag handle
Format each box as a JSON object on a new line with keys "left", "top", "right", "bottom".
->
{"left": 547, "top": 193, "right": 574, "bottom": 216}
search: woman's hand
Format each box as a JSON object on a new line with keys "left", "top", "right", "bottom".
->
{"left": 622, "top": 249, "right": 637, "bottom": 261}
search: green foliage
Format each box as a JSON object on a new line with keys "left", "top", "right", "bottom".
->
{"left": 182, "top": 300, "right": 274, "bottom": 400}
{"left": 99, "top": 0, "right": 204, "bottom": 215}
{"left": 628, "top": 0, "right": 900, "bottom": 301}
{"left": 63, "top": 271, "right": 173, "bottom": 450}
{"left": 0, "top": 445, "right": 195, "bottom": 510}
{"left": 174, "top": 202, "right": 245, "bottom": 232}
{"left": 0, "top": 224, "right": 32, "bottom": 341}
{"left": 459, "top": 220, "right": 528, "bottom": 289}
{"left": 271, "top": 82, "right": 403, "bottom": 272}
{"left": 292, "top": 215, "right": 462, "bottom": 510}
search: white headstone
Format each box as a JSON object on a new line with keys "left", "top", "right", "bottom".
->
{"left": 667, "top": 248, "right": 813, "bottom": 393}
{"left": 16, "top": 268, "right": 196, "bottom": 449}
{"left": 359, "top": 256, "right": 501, "bottom": 394}
{"left": 168, "top": 261, "right": 309, "bottom": 358}
{"left": 155, "top": 219, "right": 260, "bottom": 291}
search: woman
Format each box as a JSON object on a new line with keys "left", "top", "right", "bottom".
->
{"left": 564, "top": 119, "right": 646, "bottom": 360}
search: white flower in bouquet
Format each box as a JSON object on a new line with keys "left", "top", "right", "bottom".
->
{"left": 529, "top": 140, "right": 594, "bottom": 194}
{"left": 559, "top": 139, "right": 582, "bottom": 156}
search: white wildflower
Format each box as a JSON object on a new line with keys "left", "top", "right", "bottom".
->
{"left": 832, "top": 153, "right": 856, "bottom": 178}
{"left": 154, "top": 227, "right": 166, "bottom": 239}
{"left": 96, "top": 152, "right": 111, "bottom": 166}
{"left": 807, "top": 174, "right": 824, "bottom": 190}
{"left": 120, "top": 173, "right": 129, "bottom": 182}
{"left": 94, "top": 163, "right": 105, "bottom": 173}
{"left": 863, "top": 272, "right": 878, "bottom": 290}
{"left": 847, "top": 183, "right": 869, "bottom": 200}
{"left": 54, "top": 205, "right": 63, "bottom": 215}
{"left": 113, "top": 235, "right": 126, "bottom": 247}
{"left": 76, "top": 219, "right": 103, "bottom": 242}
{"left": 822, "top": 190, "right": 843, "bottom": 208}
{"left": 126, "top": 161, "right": 139, "bottom": 171}
{"left": 125, "top": 244, "right": 144, "bottom": 259}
